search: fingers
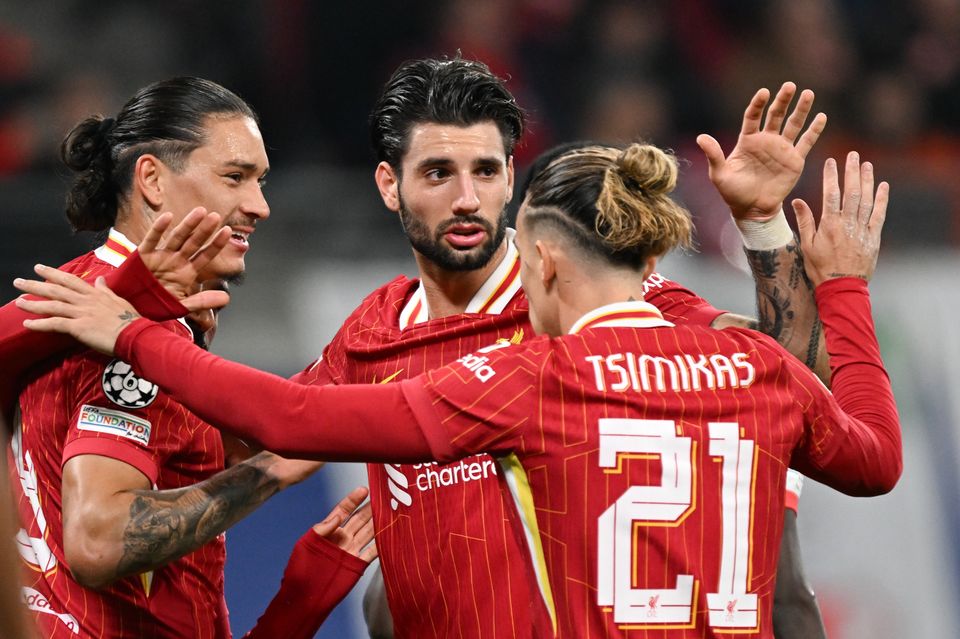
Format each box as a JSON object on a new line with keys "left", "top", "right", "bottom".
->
{"left": 794, "top": 112, "right": 827, "bottom": 159}
{"left": 358, "top": 540, "right": 378, "bottom": 564}
{"left": 869, "top": 181, "right": 890, "bottom": 235}
{"left": 841, "top": 152, "right": 862, "bottom": 219}
{"left": 181, "top": 290, "right": 231, "bottom": 314}
{"left": 857, "top": 161, "right": 875, "bottom": 225}
{"left": 821, "top": 158, "right": 841, "bottom": 219}
{"left": 761, "top": 82, "right": 797, "bottom": 134}
{"left": 780, "top": 87, "right": 812, "bottom": 142}
{"left": 695, "top": 134, "right": 725, "bottom": 174}
{"left": 28, "top": 264, "right": 93, "bottom": 294}
{"left": 15, "top": 296, "right": 80, "bottom": 319}
{"left": 341, "top": 501, "right": 373, "bottom": 537}
{"left": 165, "top": 210, "right": 223, "bottom": 256}
{"left": 740, "top": 87, "right": 770, "bottom": 136}
{"left": 188, "top": 227, "right": 232, "bottom": 274}
{"left": 139, "top": 212, "right": 174, "bottom": 255}
{"left": 792, "top": 198, "right": 816, "bottom": 249}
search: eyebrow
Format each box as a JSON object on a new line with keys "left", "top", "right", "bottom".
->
{"left": 414, "top": 156, "right": 504, "bottom": 172}
{"left": 222, "top": 159, "right": 269, "bottom": 175}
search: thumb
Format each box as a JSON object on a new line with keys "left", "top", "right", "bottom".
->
{"left": 792, "top": 198, "right": 816, "bottom": 250}
{"left": 695, "top": 134, "right": 725, "bottom": 175}
{"left": 181, "top": 290, "right": 230, "bottom": 314}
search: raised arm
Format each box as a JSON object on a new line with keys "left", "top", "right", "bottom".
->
{"left": 698, "top": 82, "right": 830, "bottom": 381}
{"left": 0, "top": 209, "right": 229, "bottom": 416}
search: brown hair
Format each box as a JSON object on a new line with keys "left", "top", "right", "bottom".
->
{"left": 524, "top": 142, "right": 692, "bottom": 268}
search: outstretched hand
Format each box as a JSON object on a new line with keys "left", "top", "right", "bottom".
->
{"left": 139, "top": 208, "right": 232, "bottom": 314}
{"left": 314, "top": 486, "right": 377, "bottom": 563}
{"left": 697, "top": 82, "right": 827, "bottom": 221}
{"left": 14, "top": 265, "right": 147, "bottom": 355}
{"left": 793, "top": 152, "right": 889, "bottom": 286}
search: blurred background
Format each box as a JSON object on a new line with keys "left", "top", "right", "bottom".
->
{"left": 1, "top": 0, "right": 958, "bottom": 636}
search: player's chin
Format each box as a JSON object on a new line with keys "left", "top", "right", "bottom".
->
{"left": 203, "top": 256, "right": 246, "bottom": 284}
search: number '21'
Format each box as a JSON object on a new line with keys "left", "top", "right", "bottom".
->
{"left": 597, "top": 419, "right": 758, "bottom": 629}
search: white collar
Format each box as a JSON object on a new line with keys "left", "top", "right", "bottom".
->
{"left": 568, "top": 300, "right": 673, "bottom": 334}
{"left": 93, "top": 228, "right": 137, "bottom": 267}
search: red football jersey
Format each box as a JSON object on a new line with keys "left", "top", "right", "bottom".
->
{"left": 9, "top": 230, "right": 227, "bottom": 638}
{"left": 112, "top": 278, "right": 897, "bottom": 639}
{"left": 402, "top": 298, "right": 899, "bottom": 638}
{"left": 293, "top": 235, "right": 723, "bottom": 638}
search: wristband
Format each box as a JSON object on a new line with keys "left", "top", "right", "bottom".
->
{"left": 736, "top": 208, "right": 795, "bottom": 251}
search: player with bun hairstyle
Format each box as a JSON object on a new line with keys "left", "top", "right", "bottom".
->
{"left": 16, "top": 136, "right": 900, "bottom": 637}
{"left": 4, "top": 77, "right": 376, "bottom": 638}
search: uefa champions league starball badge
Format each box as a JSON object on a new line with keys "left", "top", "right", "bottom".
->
{"left": 101, "top": 359, "right": 159, "bottom": 409}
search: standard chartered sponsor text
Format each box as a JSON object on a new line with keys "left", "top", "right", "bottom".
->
{"left": 413, "top": 457, "right": 498, "bottom": 491}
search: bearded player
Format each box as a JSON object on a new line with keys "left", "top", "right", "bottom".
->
{"left": 14, "top": 138, "right": 899, "bottom": 638}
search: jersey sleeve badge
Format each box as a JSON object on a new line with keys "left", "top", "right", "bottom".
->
{"left": 101, "top": 359, "right": 159, "bottom": 409}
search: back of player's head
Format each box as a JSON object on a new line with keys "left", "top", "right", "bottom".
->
{"left": 369, "top": 56, "right": 525, "bottom": 170}
{"left": 60, "top": 76, "right": 258, "bottom": 232}
{"left": 518, "top": 140, "right": 606, "bottom": 202}
{"left": 523, "top": 143, "right": 692, "bottom": 269}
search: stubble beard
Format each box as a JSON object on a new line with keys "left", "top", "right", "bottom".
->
{"left": 398, "top": 194, "right": 509, "bottom": 272}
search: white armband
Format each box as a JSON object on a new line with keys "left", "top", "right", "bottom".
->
{"left": 736, "top": 208, "right": 795, "bottom": 251}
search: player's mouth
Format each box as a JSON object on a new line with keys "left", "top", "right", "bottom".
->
{"left": 227, "top": 226, "right": 253, "bottom": 253}
{"left": 443, "top": 224, "right": 487, "bottom": 249}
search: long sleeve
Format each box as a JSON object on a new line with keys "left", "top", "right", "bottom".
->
{"left": 0, "top": 254, "right": 186, "bottom": 416}
{"left": 242, "top": 528, "right": 370, "bottom": 639}
{"left": 116, "top": 320, "right": 433, "bottom": 462}
{"left": 790, "top": 277, "right": 902, "bottom": 495}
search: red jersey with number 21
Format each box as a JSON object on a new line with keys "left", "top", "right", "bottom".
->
{"left": 294, "top": 236, "right": 724, "bottom": 639}
{"left": 403, "top": 298, "right": 897, "bottom": 638}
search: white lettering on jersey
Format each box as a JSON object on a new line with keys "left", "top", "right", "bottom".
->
{"left": 22, "top": 587, "right": 79, "bottom": 634}
{"left": 384, "top": 457, "right": 498, "bottom": 510}
{"left": 11, "top": 422, "right": 57, "bottom": 573}
{"left": 586, "top": 352, "right": 756, "bottom": 393}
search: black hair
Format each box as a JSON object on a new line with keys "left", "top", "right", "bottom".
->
{"left": 60, "top": 76, "right": 258, "bottom": 232}
{"left": 369, "top": 56, "right": 525, "bottom": 170}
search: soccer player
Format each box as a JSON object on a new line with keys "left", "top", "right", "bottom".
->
{"left": 14, "top": 140, "right": 899, "bottom": 638}
{"left": 1, "top": 61, "right": 829, "bottom": 636}
{"left": 3, "top": 76, "right": 374, "bottom": 638}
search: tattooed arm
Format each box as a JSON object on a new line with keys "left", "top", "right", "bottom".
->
{"left": 712, "top": 242, "right": 829, "bottom": 381}
{"left": 697, "top": 82, "right": 830, "bottom": 382}
{"left": 61, "top": 451, "right": 320, "bottom": 589}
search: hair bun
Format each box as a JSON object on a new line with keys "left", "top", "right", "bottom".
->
{"left": 615, "top": 143, "right": 677, "bottom": 196}
{"left": 61, "top": 116, "right": 114, "bottom": 172}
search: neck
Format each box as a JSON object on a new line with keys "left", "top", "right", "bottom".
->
{"left": 113, "top": 205, "right": 157, "bottom": 245}
{"left": 413, "top": 241, "right": 508, "bottom": 319}
{"left": 555, "top": 269, "right": 649, "bottom": 335}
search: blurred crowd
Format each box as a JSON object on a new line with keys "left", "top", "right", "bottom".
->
{"left": 1, "top": 0, "right": 958, "bottom": 251}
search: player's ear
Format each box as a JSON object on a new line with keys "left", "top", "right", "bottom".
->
{"left": 134, "top": 154, "right": 164, "bottom": 209}
{"left": 375, "top": 162, "right": 401, "bottom": 213}
{"left": 535, "top": 239, "right": 556, "bottom": 287}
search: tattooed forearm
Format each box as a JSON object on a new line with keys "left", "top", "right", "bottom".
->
{"left": 116, "top": 453, "right": 281, "bottom": 576}
{"left": 745, "top": 242, "right": 829, "bottom": 381}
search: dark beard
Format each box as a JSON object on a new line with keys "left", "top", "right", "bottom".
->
{"left": 398, "top": 196, "right": 509, "bottom": 272}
